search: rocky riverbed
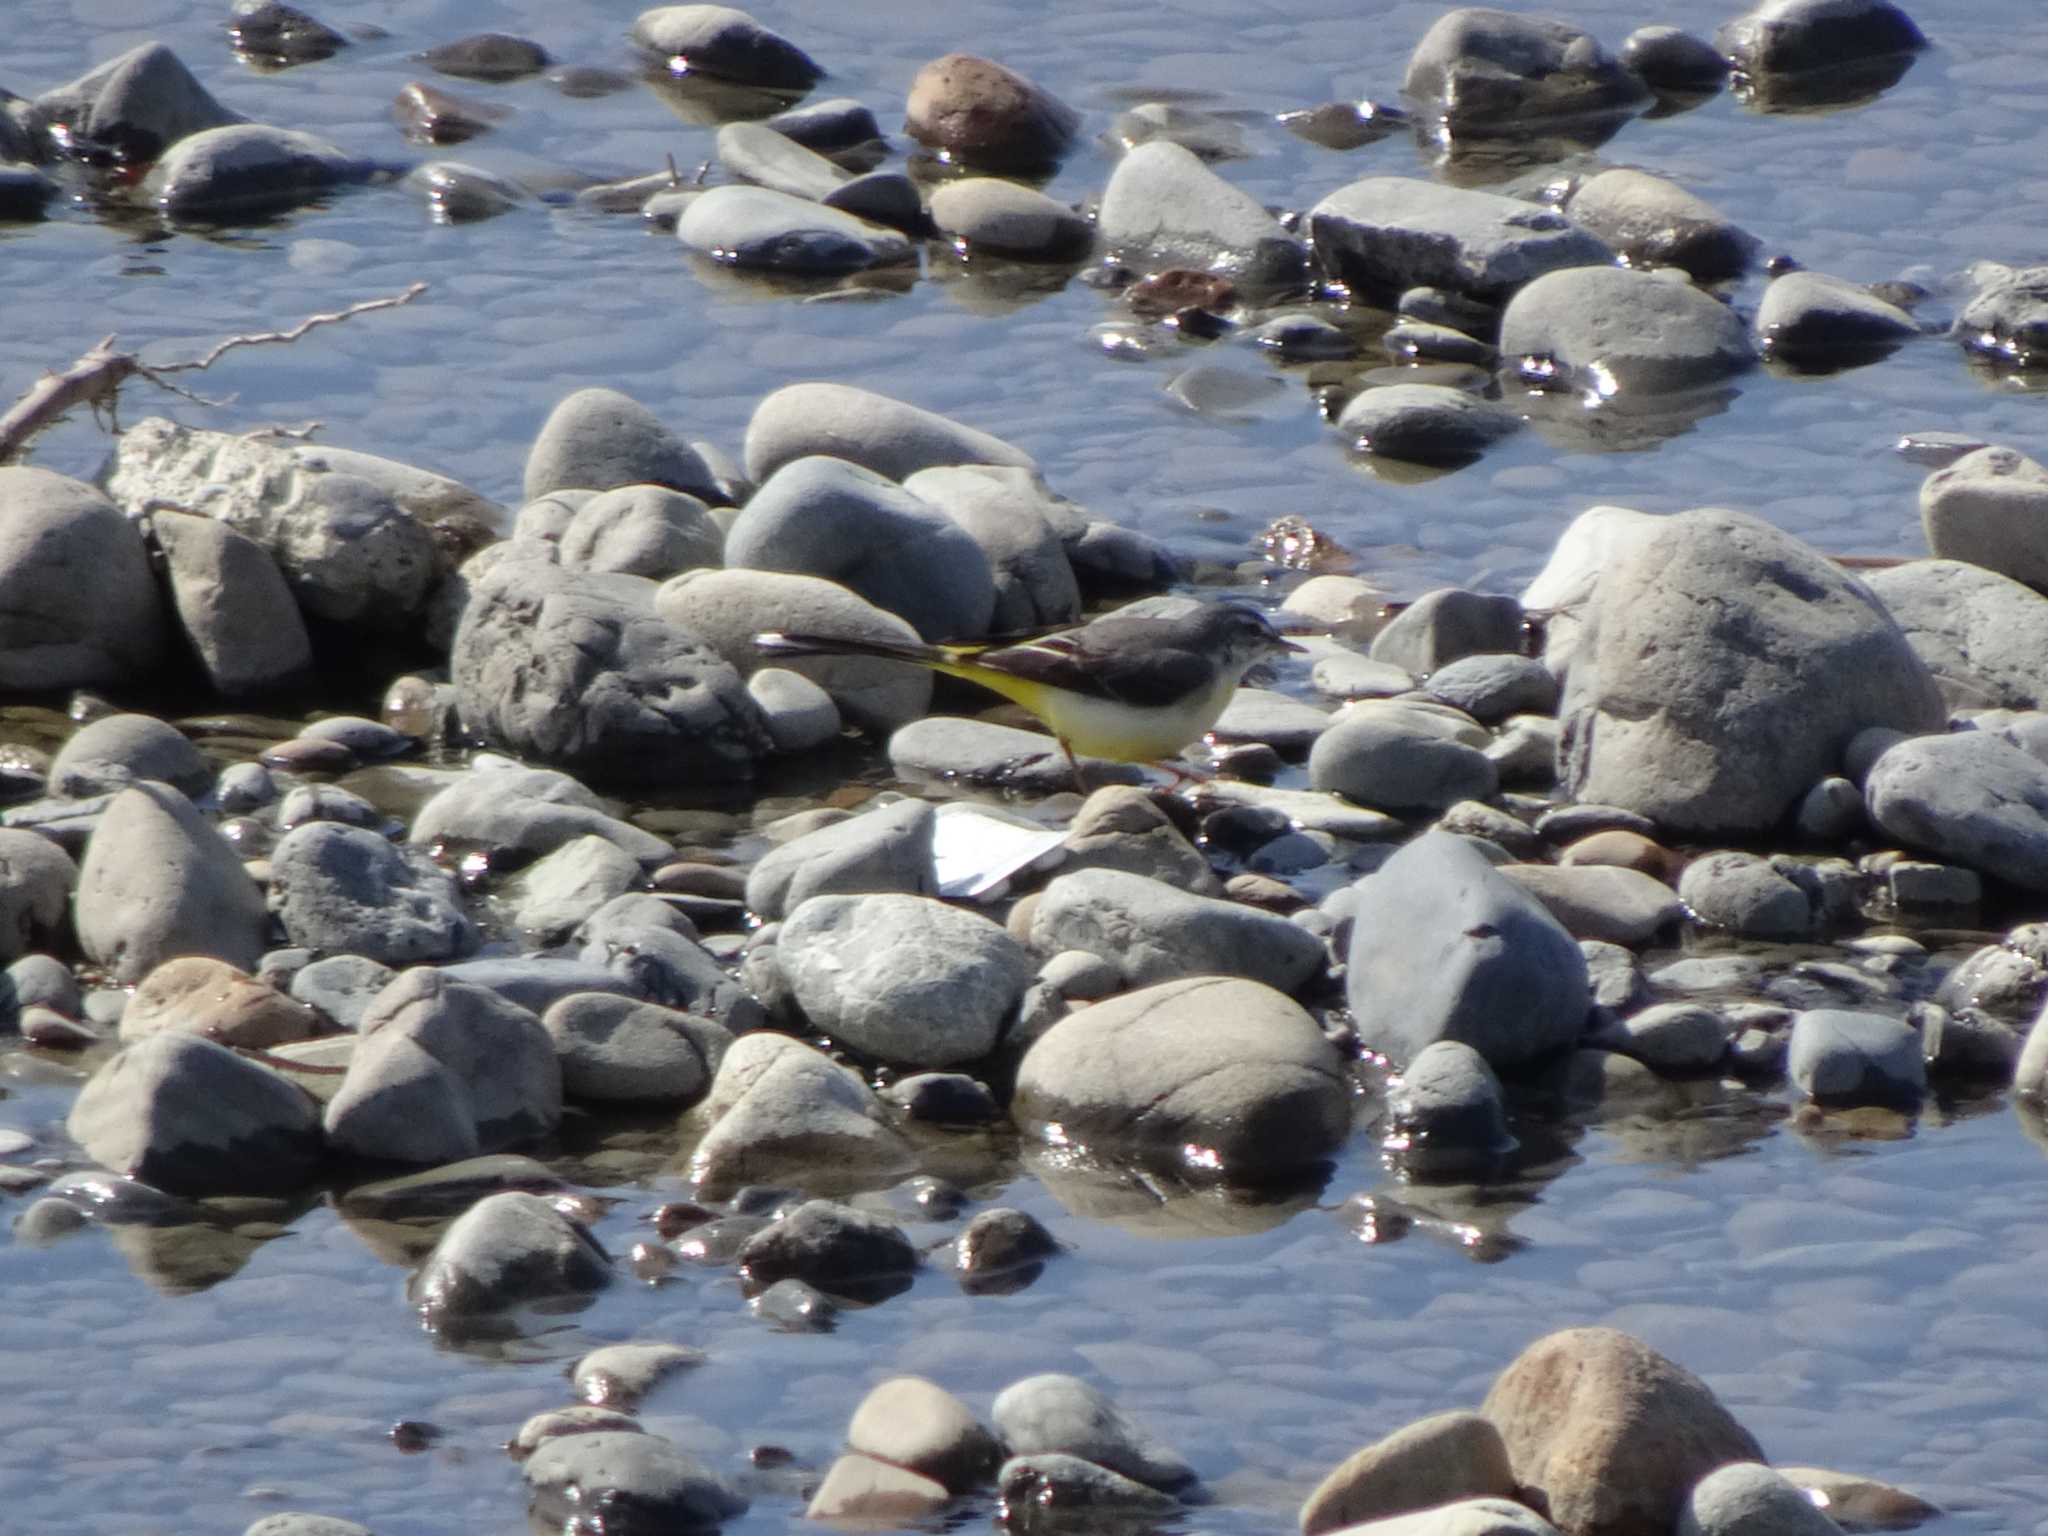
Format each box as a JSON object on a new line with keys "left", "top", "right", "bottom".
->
{"left": 4, "top": 0, "right": 2048, "bottom": 1534}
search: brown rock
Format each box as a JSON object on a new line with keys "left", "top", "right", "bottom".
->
{"left": 1059, "top": 785, "right": 1221, "bottom": 894}
{"left": 1126, "top": 269, "right": 1238, "bottom": 318}
{"left": 1480, "top": 1327, "right": 1764, "bottom": 1536}
{"left": 120, "top": 955, "right": 326, "bottom": 1048}
{"left": 1776, "top": 1466, "right": 1939, "bottom": 1530}
{"left": 905, "top": 53, "right": 1078, "bottom": 172}
{"left": 1299, "top": 1409, "right": 1517, "bottom": 1533}
{"left": 846, "top": 1375, "right": 999, "bottom": 1493}
{"left": 804, "top": 1452, "right": 950, "bottom": 1523}
{"left": 1558, "top": 830, "right": 1679, "bottom": 882}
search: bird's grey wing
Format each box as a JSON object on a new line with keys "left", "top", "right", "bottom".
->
{"left": 980, "top": 623, "right": 1211, "bottom": 707}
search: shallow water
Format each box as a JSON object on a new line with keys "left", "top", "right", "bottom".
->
{"left": 4, "top": 0, "right": 2048, "bottom": 1532}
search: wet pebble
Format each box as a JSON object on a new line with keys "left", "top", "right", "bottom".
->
{"left": 904, "top": 53, "right": 1077, "bottom": 172}
{"left": 417, "top": 32, "right": 547, "bottom": 83}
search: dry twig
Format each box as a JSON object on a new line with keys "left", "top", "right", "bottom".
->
{"left": 0, "top": 281, "right": 428, "bottom": 466}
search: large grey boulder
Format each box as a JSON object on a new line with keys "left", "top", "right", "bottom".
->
{"left": 1558, "top": 508, "right": 1945, "bottom": 833}
{"left": 737, "top": 1198, "right": 919, "bottom": 1298}
{"left": 1499, "top": 266, "right": 1756, "bottom": 395}
{"left": 1307, "top": 709, "right": 1498, "bottom": 815}
{"left": 105, "top": 419, "right": 439, "bottom": 631}
{"left": 745, "top": 798, "right": 936, "bottom": 919}
{"left": 148, "top": 509, "right": 313, "bottom": 697}
{"left": 268, "top": 822, "right": 476, "bottom": 965}
{"left": 1345, "top": 831, "right": 1589, "bottom": 1071}
{"left": 67, "top": 1032, "right": 322, "bottom": 1195}
{"left": 146, "top": 123, "right": 370, "bottom": 219}
{"left": 1717, "top": 0, "right": 1926, "bottom": 77}
{"left": 688, "top": 1032, "right": 913, "bottom": 1193}
{"left": 451, "top": 556, "right": 770, "bottom": 785}
{"left": 779, "top": 893, "right": 1033, "bottom": 1066}
{"left": 412, "top": 1190, "right": 610, "bottom": 1329}
{"left": 743, "top": 382, "right": 1035, "bottom": 485}
{"left": 656, "top": 568, "right": 933, "bottom": 733}
{"left": 1309, "top": 178, "right": 1613, "bottom": 305}
{"left": 1865, "top": 558, "right": 2048, "bottom": 710}
{"left": 524, "top": 387, "right": 719, "bottom": 503}
{"left": 1787, "top": 1008, "right": 1925, "bottom": 1105}
{"left": 723, "top": 455, "right": 996, "bottom": 641}
{"left": 543, "top": 992, "right": 729, "bottom": 1104}
{"left": 322, "top": 968, "right": 562, "bottom": 1164}
{"left": 75, "top": 783, "right": 269, "bottom": 984}
{"left": 0, "top": 467, "right": 166, "bottom": 689}
{"left": 1918, "top": 446, "right": 2048, "bottom": 591}
{"left": 1865, "top": 732, "right": 2048, "bottom": 892}
{"left": 1403, "top": 8, "right": 1649, "bottom": 141}
{"left": 1013, "top": 975, "right": 1352, "bottom": 1174}
{"left": 1028, "top": 867, "right": 1326, "bottom": 995}
{"left": 1097, "top": 140, "right": 1307, "bottom": 293}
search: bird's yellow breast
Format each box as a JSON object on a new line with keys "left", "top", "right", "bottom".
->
{"left": 955, "top": 667, "right": 1238, "bottom": 763}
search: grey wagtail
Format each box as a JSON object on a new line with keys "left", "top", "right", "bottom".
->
{"left": 755, "top": 601, "right": 1304, "bottom": 783}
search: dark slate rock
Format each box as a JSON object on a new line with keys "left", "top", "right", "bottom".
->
{"left": 1403, "top": 7, "right": 1650, "bottom": 139}
{"left": 1335, "top": 384, "right": 1521, "bottom": 467}
{"left": 412, "top": 1190, "right": 609, "bottom": 1326}
{"left": 1345, "top": 830, "right": 1590, "bottom": 1070}
{"left": 451, "top": 556, "right": 771, "bottom": 785}
{"left": 148, "top": 123, "right": 369, "bottom": 218}
{"left": 737, "top": 1198, "right": 919, "bottom": 1302}
{"left": 677, "top": 186, "right": 913, "bottom": 273}
{"left": 1620, "top": 26, "right": 1730, "bottom": 97}
{"left": 630, "top": 4, "right": 823, "bottom": 90}
{"left": 32, "top": 41, "right": 244, "bottom": 161}
{"left": 418, "top": 32, "right": 549, "bottom": 83}
{"left": 1756, "top": 270, "right": 1918, "bottom": 369}
{"left": 230, "top": 1, "right": 349, "bottom": 68}
{"left": 1717, "top": 0, "right": 1926, "bottom": 77}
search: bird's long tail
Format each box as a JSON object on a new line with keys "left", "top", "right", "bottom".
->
{"left": 754, "top": 630, "right": 950, "bottom": 667}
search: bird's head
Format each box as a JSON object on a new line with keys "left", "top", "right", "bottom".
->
{"left": 1203, "top": 602, "right": 1308, "bottom": 672}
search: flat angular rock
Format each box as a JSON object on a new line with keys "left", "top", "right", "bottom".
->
{"left": 1865, "top": 559, "right": 2048, "bottom": 710}
{"left": 678, "top": 185, "right": 912, "bottom": 274}
{"left": 269, "top": 822, "right": 475, "bottom": 965}
{"left": 930, "top": 178, "right": 1091, "bottom": 260}
{"left": 744, "top": 381, "right": 1034, "bottom": 485}
{"left": 0, "top": 467, "right": 166, "bottom": 690}
{"left": 1480, "top": 1327, "right": 1764, "bottom": 1536}
{"left": 32, "top": 40, "right": 243, "bottom": 160}
{"left": 806, "top": 1455, "right": 950, "bottom": 1523}
{"left": 998, "top": 1455, "right": 1182, "bottom": 1519}
{"left": 887, "top": 717, "right": 1140, "bottom": 793}
{"left": 1919, "top": 446, "right": 2048, "bottom": 591}
{"left": 1098, "top": 140, "right": 1306, "bottom": 293}
{"left": 1310, "top": 178, "right": 1613, "bottom": 306}
{"left": 1013, "top": 975, "right": 1352, "bottom": 1174}
{"left": 1500, "top": 863, "right": 1683, "bottom": 946}
{"left": 1029, "top": 867, "right": 1326, "bottom": 994}
{"left": 745, "top": 798, "right": 936, "bottom": 919}
{"left": 1565, "top": 168, "right": 1757, "bottom": 283}
{"left": 121, "top": 955, "right": 324, "bottom": 1048}
{"left": 630, "top": 4, "right": 822, "bottom": 90}
{"left": 414, "top": 1190, "right": 608, "bottom": 1325}
{"left": 1058, "top": 784, "right": 1220, "bottom": 892}
{"left": 991, "top": 1374, "right": 1195, "bottom": 1493}
{"left": 1337, "top": 384, "right": 1521, "bottom": 466}
{"left": 724, "top": 455, "right": 995, "bottom": 642}
{"left": 1300, "top": 1409, "right": 1516, "bottom": 1534}
{"left": 107, "top": 420, "right": 439, "bottom": 631}
{"left": 452, "top": 556, "right": 770, "bottom": 785}
{"left": 716, "top": 120, "right": 849, "bottom": 199}
{"left": 149, "top": 510, "right": 313, "bottom": 697}
{"left": 68, "top": 1032, "right": 321, "bottom": 1195}
{"left": 76, "top": 782, "right": 268, "bottom": 985}
{"left": 1788, "top": 1008, "right": 1925, "bottom": 1104}
{"left": 780, "top": 892, "right": 1032, "bottom": 1066}
{"left": 524, "top": 387, "right": 719, "bottom": 503}
{"left": 905, "top": 53, "right": 1077, "bottom": 172}
{"left": 1323, "top": 1500, "right": 1558, "bottom": 1535}
{"left": 1558, "top": 508, "right": 1944, "bottom": 833}
{"left": 1756, "top": 270, "right": 1917, "bottom": 369}
{"left": 1866, "top": 732, "right": 2048, "bottom": 891}
{"left": 408, "top": 764, "right": 672, "bottom": 866}
{"left": 1403, "top": 8, "right": 1649, "bottom": 140}
{"left": 657, "top": 568, "right": 933, "bottom": 733}
{"left": 1345, "top": 831, "right": 1589, "bottom": 1071}
{"left": 1501, "top": 266, "right": 1755, "bottom": 395}
{"left": 690, "top": 1033, "right": 912, "bottom": 1193}
{"left": 323, "top": 968, "right": 561, "bottom": 1164}
{"left": 765, "top": 96, "right": 884, "bottom": 154}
